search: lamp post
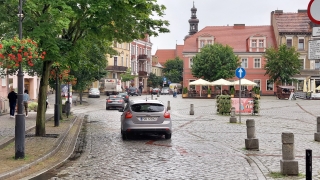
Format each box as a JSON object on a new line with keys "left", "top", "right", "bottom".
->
{"left": 54, "top": 67, "right": 60, "bottom": 126}
{"left": 15, "top": 0, "right": 25, "bottom": 159}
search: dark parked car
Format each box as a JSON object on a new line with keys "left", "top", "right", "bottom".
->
{"left": 150, "top": 88, "right": 160, "bottom": 95}
{"left": 119, "top": 99, "right": 172, "bottom": 140}
{"left": 118, "top": 92, "right": 129, "bottom": 103}
{"left": 106, "top": 95, "right": 125, "bottom": 110}
{"left": 128, "top": 87, "right": 141, "bottom": 96}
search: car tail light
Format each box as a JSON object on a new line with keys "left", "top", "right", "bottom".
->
{"left": 164, "top": 111, "right": 170, "bottom": 118}
{"left": 119, "top": 99, "right": 123, "bottom": 102}
{"left": 107, "top": 99, "right": 112, "bottom": 102}
{"left": 125, "top": 95, "right": 128, "bottom": 98}
{"left": 125, "top": 111, "right": 133, "bottom": 119}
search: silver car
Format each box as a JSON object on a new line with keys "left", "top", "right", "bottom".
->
{"left": 106, "top": 95, "right": 125, "bottom": 110}
{"left": 119, "top": 99, "right": 172, "bottom": 140}
{"left": 88, "top": 88, "right": 100, "bottom": 98}
{"left": 160, "top": 87, "right": 170, "bottom": 95}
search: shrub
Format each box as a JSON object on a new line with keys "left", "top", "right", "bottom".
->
{"left": 183, "top": 87, "right": 188, "bottom": 94}
{"left": 28, "top": 102, "right": 38, "bottom": 112}
{"left": 230, "top": 87, "right": 235, "bottom": 95}
{"left": 207, "top": 88, "right": 211, "bottom": 94}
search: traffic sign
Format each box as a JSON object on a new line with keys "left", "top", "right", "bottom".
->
{"left": 308, "top": 40, "right": 320, "bottom": 60}
{"left": 308, "top": 0, "right": 320, "bottom": 24}
{"left": 235, "top": 67, "right": 246, "bottom": 79}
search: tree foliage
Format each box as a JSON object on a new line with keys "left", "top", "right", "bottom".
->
{"left": 121, "top": 68, "right": 136, "bottom": 82}
{"left": 0, "top": 0, "right": 170, "bottom": 136}
{"left": 192, "top": 44, "right": 240, "bottom": 82}
{"left": 147, "top": 72, "right": 162, "bottom": 88}
{"left": 162, "top": 57, "right": 183, "bottom": 83}
{"left": 264, "top": 44, "right": 301, "bottom": 84}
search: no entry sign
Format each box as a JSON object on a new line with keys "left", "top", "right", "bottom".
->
{"left": 308, "top": 0, "right": 320, "bottom": 24}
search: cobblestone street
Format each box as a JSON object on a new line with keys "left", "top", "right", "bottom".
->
{"left": 51, "top": 94, "right": 320, "bottom": 180}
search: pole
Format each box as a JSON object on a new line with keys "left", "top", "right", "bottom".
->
{"left": 306, "top": 149, "right": 312, "bottom": 180}
{"left": 239, "top": 78, "right": 241, "bottom": 123}
{"left": 15, "top": 0, "right": 25, "bottom": 159}
{"left": 54, "top": 69, "right": 59, "bottom": 126}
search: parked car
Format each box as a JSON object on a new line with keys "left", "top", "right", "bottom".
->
{"left": 88, "top": 88, "right": 100, "bottom": 98}
{"left": 106, "top": 95, "right": 125, "bottom": 110}
{"left": 128, "top": 87, "right": 141, "bottom": 96}
{"left": 118, "top": 92, "right": 129, "bottom": 103}
{"left": 119, "top": 99, "right": 172, "bottom": 140}
{"left": 160, "top": 87, "right": 170, "bottom": 95}
{"left": 150, "top": 88, "right": 160, "bottom": 95}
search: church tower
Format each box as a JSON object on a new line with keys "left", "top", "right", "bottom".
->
{"left": 185, "top": 2, "right": 199, "bottom": 40}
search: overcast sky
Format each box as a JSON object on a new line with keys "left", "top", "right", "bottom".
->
{"left": 150, "top": 0, "right": 310, "bottom": 55}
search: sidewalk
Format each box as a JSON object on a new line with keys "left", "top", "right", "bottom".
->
{"left": 0, "top": 93, "right": 83, "bottom": 179}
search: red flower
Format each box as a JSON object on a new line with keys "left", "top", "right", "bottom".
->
{"left": 0, "top": 54, "right": 4, "bottom": 59}
{"left": 17, "top": 53, "right": 22, "bottom": 62}
{"left": 0, "top": 44, "right": 2, "bottom": 49}
{"left": 42, "top": 51, "right": 46, "bottom": 55}
{"left": 23, "top": 52, "right": 28, "bottom": 56}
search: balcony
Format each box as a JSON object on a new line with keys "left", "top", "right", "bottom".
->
{"left": 106, "top": 66, "right": 128, "bottom": 72}
{"left": 138, "top": 54, "right": 148, "bottom": 60}
{"left": 138, "top": 71, "right": 148, "bottom": 77}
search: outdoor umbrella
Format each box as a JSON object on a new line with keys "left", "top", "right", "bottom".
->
{"left": 189, "top": 78, "right": 212, "bottom": 97}
{"left": 210, "top": 78, "right": 232, "bottom": 94}
{"left": 232, "top": 78, "right": 257, "bottom": 86}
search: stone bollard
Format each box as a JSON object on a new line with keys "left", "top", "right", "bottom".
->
{"left": 280, "top": 131, "right": 299, "bottom": 175}
{"left": 190, "top": 104, "right": 194, "bottom": 115}
{"left": 151, "top": 94, "right": 153, "bottom": 100}
{"left": 157, "top": 91, "right": 159, "bottom": 97}
{"left": 167, "top": 101, "right": 171, "bottom": 111}
{"left": 155, "top": 98, "right": 157, "bottom": 100}
{"left": 229, "top": 107, "right": 237, "bottom": 123}
{"left": 245, "top": 119, "right": 259, "bottom": 150}
{"left": 315, "top": 117, "right": 320, "bottom": 142}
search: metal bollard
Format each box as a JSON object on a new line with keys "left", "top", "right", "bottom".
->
{"left": 167, "top": 101, "right": 170, "bottom": 111}
{"left": 306, "top": 149, "right": 312, "bottom": 180}
{"left": 245, "top": 119, "right": 259, "bottom": 150}
{"left": 190, "top": 104, "right": 194, "bottom": 115}
{"left": 280, "top": 131, "right": 299, "bottom": 175}
{"left": 151, "top": 94, "right": 153, "bottom": 100}
{"left": 157, "top": 91, "right": 159, "bottom": 97}
{"left": 315, "top": 116, "right": 320, "bottom": 142}
{"left": 229, "top": 107, "right": 237, "bottom": 123}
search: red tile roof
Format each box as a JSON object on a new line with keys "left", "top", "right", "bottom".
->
{"left": 183, "top": 25, "right": 277, "bottom": 52}
{"left": 273, "top": 12, "right": 311, "bottom": 33}
{"left": 154, "top": 49, "right": 176, "bottom": 65}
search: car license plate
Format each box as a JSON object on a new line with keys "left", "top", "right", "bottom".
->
{"left": 140, "top": 117, "right": 157, "bottom": 121}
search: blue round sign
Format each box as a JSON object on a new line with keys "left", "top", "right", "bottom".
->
{"left": 235, "top": 67, "right": 246, "bottom": 79}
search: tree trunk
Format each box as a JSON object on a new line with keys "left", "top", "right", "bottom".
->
{"left": 35, "top": 61, "right": 52, "bottom": 136}
{"left": 58, "top": 79, "right": 63, "bottom": 120}
{"left": 79, "top": 90, "right": 83, "bottom": 105}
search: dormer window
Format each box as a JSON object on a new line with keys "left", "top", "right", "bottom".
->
{"left": 259, "top": 40, "right": 264, "bottom": 48}
{"left": 251, "top": 40, "right": 257, "bottom": 47}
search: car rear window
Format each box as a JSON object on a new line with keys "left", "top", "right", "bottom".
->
{"left": 129, "top": 88, "right": 137, "bottom": 90}
{"left": 131, "top": 103, "right": 164, "bottom": 112}
{"left": 109, "top": 95, "right": 122, "bottom": 99}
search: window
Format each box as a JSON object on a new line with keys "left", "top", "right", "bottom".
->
{"left": 254, "top": 58, "right": 261, "bottom": 68}
{"left": 200, "top": 40, "right": 205, "bottom": 48}
{"left": 251, "top": 40, "right": 257, "bottom": 47}
{"left": 298, "top": 39, "right": 304, "bottom": 50}
{"left": 315, "top": 60, "right": 320, "bottom": 70}
{"left": 131, "top": 45, "right": 135, "bottom": 55}
{"left": 189, "top": 58, "right": 193, "bottom": 68}
{"left": 266, "top": 80, "right": 274, "bottom": 91}
{"left": 241, "top": 58, "right": 248, "bottom": 68}
{"left": 259, "top": 40, "right": 264, "bottom": 48}
{"left": 286, "top": 39, "right": 292, "bottom": 48}
{"left": 121, "top": 57, "right": 124, "bottom": 66}
{"left": 126, "top": 57, "right": 128, "bottom": 67}
{"left": 114, "top": 57, "right": 118, "bottom": 66}
{"left": 297, "top": 80, "right": 303, "bottom": 91}
{"left": 299, "top": 59, "right": 304, "bottom": 70}
{"left": 1, "top": 75, "right": 6, "bottom": 86}
{"left": 253, "top": 80, "right": 260, "bottom": 89}
{"left": 241, "top": 85, "right": 248, "bottom": 91}
{"left": 207, "top": 40, "right": 212, "bottom": 45}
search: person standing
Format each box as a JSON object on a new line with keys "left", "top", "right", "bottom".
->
{"left": 7, "top": 88, "right": 17, "bottom": 118}
{"left": 173, "top": 87, "right": 177, "bottom": 98}
{"left": 23, "top": 90, "right": 30, "bottom": 117}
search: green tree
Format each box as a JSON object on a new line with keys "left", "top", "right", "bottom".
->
{"left": 0, "top": 0, "right": 169, "bottom": 136}
{"left": 147, "top": 73, "right": 162, "bottom": 88}
{"left": 162, "top": 57, "right": 183, "bottom": 83}
{"left": 264, "top": 44, "right": 301, "bottom": 84}
{"left": 121, "top": 68, "right": 136, "bottom": 82}
{"left": 192, "top": 44, "right": 240, "bottom": 82}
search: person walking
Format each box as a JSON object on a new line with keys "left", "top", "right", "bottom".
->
{"left": 173, "top": 87, "right": 177, "bottom": 98}
{"left": 23, "top": 90, "right": 30, "bottom": 117}
{"left": 7, "top": 88, "right": 17, "bottom": 118}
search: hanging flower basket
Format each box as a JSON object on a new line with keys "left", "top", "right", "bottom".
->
{"left": 0, "top": 37, "right": 45, "bottom": 69}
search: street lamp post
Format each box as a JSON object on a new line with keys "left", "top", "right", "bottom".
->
{"left": 54, "top": 68, "right": 60, "bottom": 127}
{"left": 15, "top": 0, "right": 25, "bottom": 159}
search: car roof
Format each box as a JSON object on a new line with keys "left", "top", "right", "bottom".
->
{"left": 129, "top": 99, "right": 164, "bottom": 105}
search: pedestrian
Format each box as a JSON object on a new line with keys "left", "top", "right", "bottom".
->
{"left": 139, "top": 83, "right": 143, "bottom": 95}
{"left": 173, "top": 87, "right": 177, "bottom": 98}
{"left": 23, "top": 89, "right": 30, "bottom": 117}
{"left": 7, "top": 88, "right": 17, "bottom": 118}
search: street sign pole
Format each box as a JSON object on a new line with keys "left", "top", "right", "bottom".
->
{"left": 239, "top": 78, "right": 241, "bottom": 123}
{"left": 235, "top": 67, "right": 246, "bottom": 124}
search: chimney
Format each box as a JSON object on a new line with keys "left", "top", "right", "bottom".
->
{"left": 298, "top": 9, "right": 307, "bottom": 13}
{"left": 234, "top": 24, "right": 245, "bottom": 26}
{"left": 234, "top": 24, "right": 245, "bottom": 29}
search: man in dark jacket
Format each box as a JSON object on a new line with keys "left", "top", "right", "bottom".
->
{"left": 7, "top": 88, "right": 17, "bottom": 118}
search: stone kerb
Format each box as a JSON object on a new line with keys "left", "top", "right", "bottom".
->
{"left": 280, "top": 131, "right": 299, "bottom": 175}
{"left": 245, "top": 119, "right": 259, "bottom": 150}
{"left": 315, "top": 116, "right": 320, "bottom": 142}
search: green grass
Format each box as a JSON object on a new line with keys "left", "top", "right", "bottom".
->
{"left": 269, "top": 171, "right": 305, "bottom": 179}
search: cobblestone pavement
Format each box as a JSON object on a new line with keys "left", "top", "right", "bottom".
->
{"left": 47, "top": 94, "right": 320, "bottom": 180}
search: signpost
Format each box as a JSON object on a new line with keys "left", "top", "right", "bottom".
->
{"left": 309, "top": 40, "right": 320, "bottom": 60}
{"left": 235, "top": 67, "right": 246, "bottom": 123}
